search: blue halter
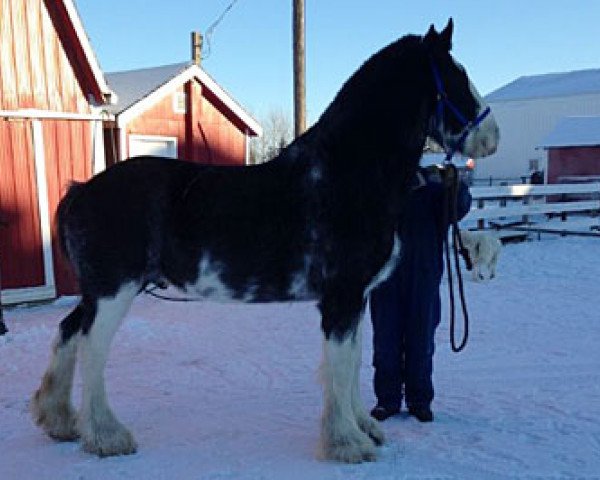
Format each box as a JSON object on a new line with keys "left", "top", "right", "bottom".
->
{"left": 430, "top": 59, "right": 491, "bottom": 163}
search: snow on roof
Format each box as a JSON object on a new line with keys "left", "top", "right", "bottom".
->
{"left": 538, "top": 116, "right": 600, "bottom": 149}
{"left": 105, "top": 62, "right": 191, "bottom": 114}
{"left": 485, "top": 68, "right": 600, "bottom": 102}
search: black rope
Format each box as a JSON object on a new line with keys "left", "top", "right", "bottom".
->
{"left": 441, "top": 164, "right": 471, "bottom": 352}
{"left": 143, "top": 284, "right": 203, "bottom": 303}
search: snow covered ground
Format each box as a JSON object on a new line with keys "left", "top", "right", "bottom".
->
{"left": 2, "top": 224, "right": 600, "bottom": 479}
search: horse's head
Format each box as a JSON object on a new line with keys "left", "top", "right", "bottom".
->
{"left": 423, "top": 19, "right": 499, "bottom": 159}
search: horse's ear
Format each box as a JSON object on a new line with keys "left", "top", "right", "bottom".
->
{"left": 439, "top": 18, "right": 454, "bottom": 51}
{"left": 423, "top": 24, "right": 438, "bottom": 48}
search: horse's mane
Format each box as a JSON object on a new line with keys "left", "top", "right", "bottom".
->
{"left": 318, "top": 34, "right": 424, "bottom": 127}
{"left": 281, "top": 32, "right": 431, "bottom": 172}
{"left": 268, "top": 32, "right": 431, "bottom": 205}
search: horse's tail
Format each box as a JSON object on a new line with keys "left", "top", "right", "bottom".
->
{"left": 56, "top": 181, "right": 86, "bottom": 262}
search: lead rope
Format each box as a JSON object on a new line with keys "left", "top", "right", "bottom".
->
{"left": 441, "top": 164, "right": 471, "bottom": 352}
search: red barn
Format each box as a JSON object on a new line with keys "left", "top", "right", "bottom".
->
{"left": 0, "top": 0, "right": 114, "bottom": 304}
{"left": 1, "top": 4, "right": 260, "bottom": 305}
{"left": 539, "top": 116, "right": 600, "bottom": 184}
{"left": 103, "top": 62, "right": 262, "bottom": 166}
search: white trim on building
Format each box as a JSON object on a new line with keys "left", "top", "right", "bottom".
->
{"left": 62, "top": 0, "right": 115, "bottom": 103}
{"left": 1, "top": 120, "right": 56, "bottom": 305}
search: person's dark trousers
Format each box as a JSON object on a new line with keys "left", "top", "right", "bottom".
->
{"left": 370, "top": 265, "right": 405, "bottom": 410}
{"left": 370, "top": 181, "right": 445, "bottom": 410}
{"left": 370, "top": 252, "right": 442, "bottom": 409}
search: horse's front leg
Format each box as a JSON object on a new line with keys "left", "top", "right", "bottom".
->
{"left": 318, "top": 292, "right": 379, "bottom": 463}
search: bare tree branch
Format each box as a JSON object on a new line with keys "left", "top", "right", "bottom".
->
{"left": 249, "top": 109, "right": 293, "bottom": 164}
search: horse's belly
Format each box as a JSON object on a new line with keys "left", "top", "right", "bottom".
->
{"left": 182, "top": 252, "right": 317, "bottom": 303}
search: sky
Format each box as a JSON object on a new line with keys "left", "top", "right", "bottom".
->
{"left": 76, "top": 1, "right": 600, "bottom": 124}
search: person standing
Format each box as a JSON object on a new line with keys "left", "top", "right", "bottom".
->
{"left": 369, "top": 165, "right": 471, "bottom": 422}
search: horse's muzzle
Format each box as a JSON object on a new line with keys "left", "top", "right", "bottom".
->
{"left": 464, "top": 113, "right": 500, "bottom": 159}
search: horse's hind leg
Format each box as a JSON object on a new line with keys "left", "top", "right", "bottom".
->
{"left": 31, "top": 301, "right": 90, "bottom": 441}
{"left": 78, "top": 282, "right": 138, "bottom": 457}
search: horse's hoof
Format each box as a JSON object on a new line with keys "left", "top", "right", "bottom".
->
{"left": 80, "top": 419, "right": 138, "bottom": 457}
{"left": 31, "top": 391, "right": 80, "bottom": 441}
{"left": 320, "top": 426, "right": 379, "bottom": 463}
{"left": 322, "top": 439, "right": 378, "bottom": 463}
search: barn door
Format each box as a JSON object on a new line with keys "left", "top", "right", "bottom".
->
{"left": 0, "top": 119, "right": 55, "bottom": 304}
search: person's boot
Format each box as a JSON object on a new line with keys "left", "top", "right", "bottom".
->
{"left": 408, "top": 405, "right": 433, "bottom": 422}
{"left": 370, "top": 405, "right": 400, "bottom": 421}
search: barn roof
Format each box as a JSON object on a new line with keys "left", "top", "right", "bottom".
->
{"left": 59, "top": 0, "right": 114, "bottom": 104}
{"left": 485, "top": 68, "right": 600, "bottom": 103}
{"left": 538, "top": 116, "right": 600, "bottom": 149}
{"left": 105, "top": 62, "right": 262, "bottom": 136}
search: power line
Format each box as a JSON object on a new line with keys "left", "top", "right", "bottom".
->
{"left": 202, "top": 0, "right": 240, "bottom": 60}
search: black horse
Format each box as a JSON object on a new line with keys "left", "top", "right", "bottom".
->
{"left": 32, "top": 20, "right": 498, "bottom": 463}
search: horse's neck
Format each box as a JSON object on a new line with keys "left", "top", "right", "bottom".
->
{"left": 280, "top": 46, "right": 433, "bottom": 214}
{"left": 310, "top": 73, "right": 431, "bottom": 170}
{"left": 309, "top": 91, "right": 429, "bottom": 194}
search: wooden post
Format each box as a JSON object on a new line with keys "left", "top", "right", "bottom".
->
{"left": 191, "top": 32, "right": 203, "bottom": 66}
{"left": 293, "top": 0, "right": 306, "bottom": 137}
{"left": 522, "top": 195, "right": 530, "bottom": 224}
{"left": 477, "top": 198, "right": 485, "bottom": 230}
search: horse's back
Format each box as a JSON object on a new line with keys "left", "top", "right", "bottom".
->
{"left": 59, "top": 155, "right": 313, "bottom": 300}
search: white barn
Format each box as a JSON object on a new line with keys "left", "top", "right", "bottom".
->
{"left": 475, "top": 68, "right": 600, "bottom": 184}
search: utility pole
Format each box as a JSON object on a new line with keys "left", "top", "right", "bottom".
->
{"left": 293, "top": 0, "right": 306, "bottom": 137}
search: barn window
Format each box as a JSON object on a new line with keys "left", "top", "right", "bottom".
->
{"left": 129, "top": 135, "right": 178, "bottom": 158}
{"left": 173, "top": 92, "right": 187, "bottom": 114}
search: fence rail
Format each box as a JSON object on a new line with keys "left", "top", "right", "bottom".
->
{"left": 469, "top": 182, "right": 600, "bottom": 199}
{"left": 465, "top": 182, "right": 600, "bottom": 230}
